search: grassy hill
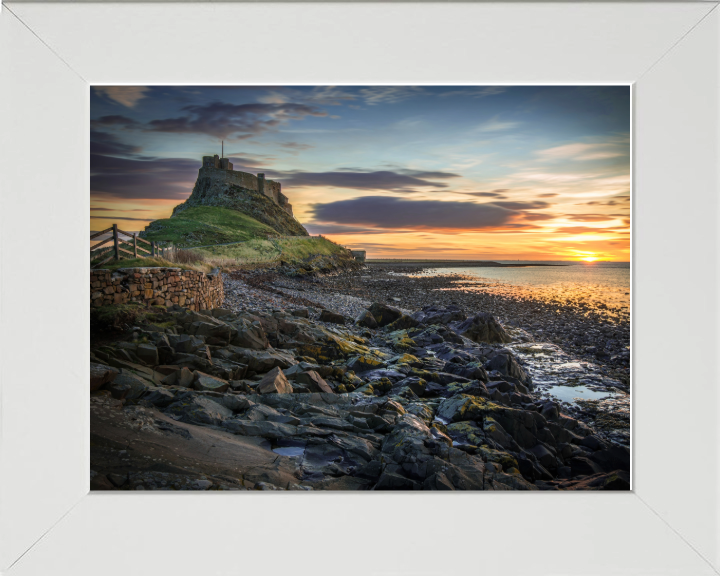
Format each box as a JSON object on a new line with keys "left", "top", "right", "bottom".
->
{"left": 90, "top": 205, "right": 357, "bottom": 272}
{"left": 140, "top": 206, "right": 279, "bottom": 247}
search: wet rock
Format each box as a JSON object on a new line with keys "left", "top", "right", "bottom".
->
{"left": 319, "top": 309, "right": 347, "bottom": 324}
{"left": 106, "top": 372, "right": 153, "bottom": 400}
{"left": 484, "top": 351, "right": 531, "bottom": 387}
{"left": 436, "top": 395, "right": 496, "bottom": 423}
{"left": 220, "top": 394, "right": 255, "bottom": 412}
{"left": 443, "top": 361, "right": 488, "bottom": 382}
{"left": 412, "top": 304, "right": 466, "bottom": 326}
{"left": 293, "top": 370, "right": 333, "bottom": 394}
{"left": 143, "top": 387, "right": 176, "bottom": 407}
{"left": 222, "top": 419, "right": 298, "bottom": 438}
{"left": 135, "top": 344, "right": 160, "bottom": 366}
{"left": 588, "top": 445, "right": 630, "bottom": 472}
{"left": 177, "top": 367, "right": 195, "bottom": 388}
{"left": 90, "top": 363, "right": 119, "bottom": 392}
{"left": 392, "top": 376, "right": 427, "bottom": 397}
{"left": 540, "top": 401, "right": 559, "bottom": 421}
{"left": 385, "top": 314, "right": 420, "bottom": 331}
{"left": 368, "top": 302, "right": 403, "bottom": 327}
{"left": 375, "top": 471, "right": 422, "bottom": 490}
{"left": 454, "top": 312, "right": 511, "bottom": 344}
{"left": 170, "top": 335, "right": 205, "bottom": 354}
{"left": 240, "top": 349, "right": 296, "bottom": 373}
{"left": 357, "top": 368, "right": 406, "bottom": 382}
{"left": 580, "top": 434, "right": 609, "bottom": 451}
{"left": 528, "top": 443, "right": 558, "bottom": 471}
{"left": 165, "top": 395, "right": 233, "bottom": 426}
{"left": 231, "top": 319, "right": 269, "bottom": 350}
{"left": 257, "top": 367, "right": 293, "bottom": 394}
{"left": 244, "top": 404, "right": 284, "bottom": 421}
{"left": 346, "top": 355, "right": 386, "bottom": 373}
{"left": 355, "top": 309, "right": 378, "bottom": 328}
{"left": 291, "top": 308, "right": 310, "bottom": 318}
{"left": 569, "top": 456, "right": 604, "bottom": 476}
{"left": 193, "top": 372, "right": 230, "bottom": 393}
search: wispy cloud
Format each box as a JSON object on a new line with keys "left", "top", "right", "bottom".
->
{"left": 274, "top": 169, "right": 459, "bottom": 192}
{"left": 476, "top": 117, "right": 520, "bottom": 132}
{"left": 535, "top": 142, "right": 625, "bottom": 162}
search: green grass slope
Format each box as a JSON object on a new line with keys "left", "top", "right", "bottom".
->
{"left": 140, "top": 206, "right": 279, "bottom": 247}
{"left": 195, "top": 236, "right": 351, "bottom": 264}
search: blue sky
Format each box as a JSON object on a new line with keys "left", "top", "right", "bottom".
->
{"left": 91, "top": 85, "right": 630, "bottom": 260}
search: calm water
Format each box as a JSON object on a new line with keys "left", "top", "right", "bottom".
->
{"left": 415, "top": 261, "right": 630, "bottom": 315}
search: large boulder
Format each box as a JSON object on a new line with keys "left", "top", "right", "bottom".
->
{"left": 90, "top": 363, "right": 119, "bottom": 392}
{"left": 485, "top": 351, "right": 531, "bottom": 387}
{"left": 368, "top": 302, "right": 403, "bottom": 327}
{"left": 346, "top": 355, "right": 385, "bottom": 373}
{"left": 436, "top": 395, "right": 497, "bottom": 424}
{"left": 169, "top": 334, "right": 205, "bottom": 354}
{"left": 135, "top": 343, "right": 159, "bottom": 366}
{"left": 257, "top": 367, "right": 293, "bottom": 394}
{"left": 319, "top": 310, "right": 347, "bottom": 325}
{"left": 443, "top": 361, "right": 488, "bottom": 382}
{"left": 454, "top": 313, "right": 511, "bottom": 344}
{"left": 105, "top": 371, "right": 153, "bottom": 400}
{"left": 193, "top": 371, "right": 229, "bottom": 393}
{"left": 164, "top": 395, "right": 233, "bottom": 426}
{"left": 231, "top": 319, "right": 269, "bottom": 350}
{"left": 355, "top": 310, "right": 378, "bottom": 329}
{"left": 385, "top": 314, "right": 420, "bottom": 331}
{"left": 412, "top": 304, "right": 466, "bottom": 326}
{"left": 293, "top": 370, "right": 333, "bottom": 394}
{"left": 239, "top": 350, "right": 296, "bottom": 373}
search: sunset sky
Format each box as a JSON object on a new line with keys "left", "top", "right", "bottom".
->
{"left": 91, "top": 85, "right": 630, "bottom": 261}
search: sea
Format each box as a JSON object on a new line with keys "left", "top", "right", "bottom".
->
{"left": 411, "top": 261, "right": 630, "bottom": 318}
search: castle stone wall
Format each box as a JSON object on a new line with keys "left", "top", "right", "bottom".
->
{"left": 200, "top": 166, "right": 260, "bottom": 192}
{"left": 197, "top": 167, "right": 291, "bottom": 215}
{"left": 90, "top": 267, "right": 224, "bottom": 311}
{"left": 265, "top": 180, "right": 281, "bottom": 204}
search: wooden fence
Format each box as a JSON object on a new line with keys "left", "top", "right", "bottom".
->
{"left": 90, "top": 223, "right": 160, "bottom": 268}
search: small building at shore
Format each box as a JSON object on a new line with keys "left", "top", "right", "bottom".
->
{"left": 351, "top": 250, "right": 366, "bottom": 262}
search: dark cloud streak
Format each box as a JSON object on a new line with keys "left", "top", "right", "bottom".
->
{"left": 311, "top": 196, "right": 547, "bottom": 231}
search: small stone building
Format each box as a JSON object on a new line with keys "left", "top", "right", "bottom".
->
{"left": 351, "top": 250, "right": 367, "bottom": 262}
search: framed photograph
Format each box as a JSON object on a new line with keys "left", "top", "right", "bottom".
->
{"left": 1, "top": 2, "right": 718, "bottom": 575}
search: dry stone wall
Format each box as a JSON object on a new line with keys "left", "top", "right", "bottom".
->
{"left": 90, "top": 267, "right": 223, "bottom": 311}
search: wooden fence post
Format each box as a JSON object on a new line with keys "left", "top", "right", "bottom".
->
{"left": 112, "top": 223, "right": 119, "bottom": 262}
{"left": 133, "top": 233, "right": 138, "bottom": 258}
{"left": 151, "top": 241, "right": 156, "bottom": 257}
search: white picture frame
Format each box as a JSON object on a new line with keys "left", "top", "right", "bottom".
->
{"left": 1, "top": 2, "right": 718, "bottom": 575}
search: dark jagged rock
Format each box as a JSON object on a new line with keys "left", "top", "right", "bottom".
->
{"left": 355, "top": 309, "right": 378, "bottom": 328}
{"left": 319, "top": 309, "right": 347, "bottom": 325}
{"left": 367, "top": 302, "right": 403, "bottom": 327}
{"left": 412, "top": 304, "right": 466, "bottom": 326}
{"left": 91, "top": 297, "right": 629, "bottom": 491}
{"left": 454, "top": 312, "right": 511, "bottom": 344}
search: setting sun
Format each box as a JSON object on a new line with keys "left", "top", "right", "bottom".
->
{"left": 582, "top": 256, "right": 598, "bottom": 262}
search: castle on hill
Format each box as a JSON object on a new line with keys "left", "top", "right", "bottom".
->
{"left": 200, "top": 153, "right": 293, "bottom": 217}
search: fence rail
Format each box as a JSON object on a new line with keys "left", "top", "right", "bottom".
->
{"left": 90, "top": 223, "right": 161, "bottom": 269}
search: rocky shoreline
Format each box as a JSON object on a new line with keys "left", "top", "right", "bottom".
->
{"left": 90, "top": 263, "right": 630, "bottom": 491}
